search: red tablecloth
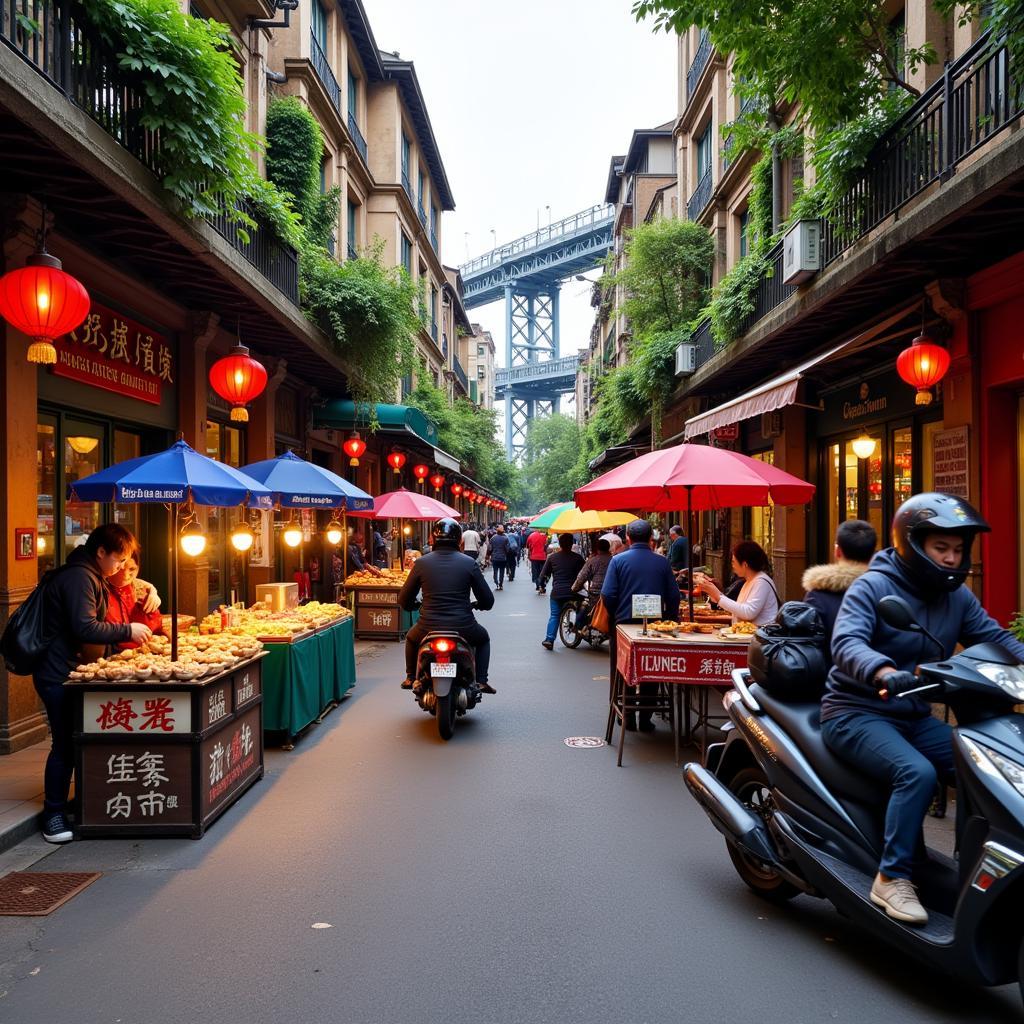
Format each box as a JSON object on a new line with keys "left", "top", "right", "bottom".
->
{"left": 615, "top": 625, "right": 748, "bottom": 688}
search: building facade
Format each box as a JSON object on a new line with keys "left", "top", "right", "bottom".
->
{"left": 466, "top": 325, "right": 496, "bottom": 410}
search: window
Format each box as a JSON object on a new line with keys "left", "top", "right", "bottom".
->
{"left": 478, "top": 366, "right": 486, "bottom": 379}
{"left": 430, "top": 204, "right": 438, "bottom": 237}
{"left": 738, "top": 208, "right": 749, "bottom": 259}
{"left": 347, "top": 68, "right": 358, "bottom": 119}
{"left": 477, "top": 344, "right": 484, "bottom": 357}
{"left": 401, "top": 132, "right": 411, "bottom": 182}
{"left": 430, "top": 285, "right": 438, "bottom": 340}
{"left": 347, "top": 199, "right": 358, "bottom": 257}
{"left": 418, "top": 170, "right": 425, "bottom": 211}
{"left": 696, "top": 125, "right": 712, "bottom": 181}
{"left": 311, "top": 0, "right": 327, "bottom": 51}
{"left": 400, "top": 232, "right": 412, "bottom": 275}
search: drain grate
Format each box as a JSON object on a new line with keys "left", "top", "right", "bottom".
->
{"left": 0, "top": 871, "right": 102, "bottom": 916}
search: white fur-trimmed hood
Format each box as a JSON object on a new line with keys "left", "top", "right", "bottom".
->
{"left": 801, "top": 560, "right": 867, "bottom": 594}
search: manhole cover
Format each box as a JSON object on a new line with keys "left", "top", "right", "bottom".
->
{"left": 0, "top": 872, "right": 102, "bottom": 916}
{"left": 564, "top": 736, "right": 606, "bottom": 748}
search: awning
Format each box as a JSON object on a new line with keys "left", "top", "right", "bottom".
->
{"left": 432, "top": 448, "right": 460, "bottom": 472}
{"left": 683, "top": 306, "right": 915, "bottom": 441}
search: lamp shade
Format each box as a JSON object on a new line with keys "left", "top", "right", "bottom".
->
{"left": 852, "top": 435, "right": 877, "bottom": 460}
{"left": 896, "top": 333, "right": 950, "bottom": 406}
{"left": 387, "top": 451, "right": 406, "bottom": 474}
{"left": 0, "top": 252, "right": 91, "bottom": 364}
{"left": 343, "top": 432, "right": 366, "bottom": 466}
{"left": 209, "top": 344, "right": 268, "bottom": 422}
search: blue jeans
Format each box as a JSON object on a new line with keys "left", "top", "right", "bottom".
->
{"left": 546, "top": 596, "right": 570, "bottom": 643}
{"left": 492, "top": 561, "right": 506, "bottom": 587}
{"left": 822, "top": 711, "right": 954, "bottom": 880}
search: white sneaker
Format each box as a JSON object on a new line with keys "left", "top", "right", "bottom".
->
{"left": 870, "top": 874, "right": 928, "bottom": 925}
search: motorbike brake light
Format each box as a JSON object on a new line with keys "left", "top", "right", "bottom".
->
{"left": 431, "top": 638, "right": 454, "bottom": 654}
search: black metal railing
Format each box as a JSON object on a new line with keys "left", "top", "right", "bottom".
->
{"left": 401, "top": 169, "right": 413, "bottom": 201}
{"left": 347, "top": 110, "right": 367, "bottom": 163}
{"left": 309, "top": 32, "right": 340, "bottom": 110}
{"left": 686, "top": 30, "right": 712, "bottom": 98}
{"left": 687, "top": 168, "right": 713, "bottom": 220}
{"left": 453, "top": 356, "right": 468, "bottom": 392}
{"left": 722, "top": 132, "right": 736, "bottom": 171}
{"left": 2, "top": 1, "right": 299, "bottom": 303}
{"left": 690, "top": 316, "right": 715, "bottom": 366}
{"left": 347, "top": 242, "right": 357, "bottom": 260}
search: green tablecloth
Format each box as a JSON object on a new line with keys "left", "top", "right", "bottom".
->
{"left": 261, "top": 617, "right": 356, "bottom": 737}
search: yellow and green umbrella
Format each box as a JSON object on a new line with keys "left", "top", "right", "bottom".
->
{"left": 545, "top": 507, "right": 635, "bottom": 534}
{"left": 527, "top": 502, "right": 575, "bottom": 530}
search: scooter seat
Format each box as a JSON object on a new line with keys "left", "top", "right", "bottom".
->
{"left": 748, "top": 684, "right": 882, "bottom": 808}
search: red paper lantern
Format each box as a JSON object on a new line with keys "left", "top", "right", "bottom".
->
{"left": 413, "top": 463, "right": 430, "bottom": 481}
{"left": 208, "top": 344, "right": 268, "bottom": 423}
{"left": 451, "top": 483, "right": 463, "bottom": 497}
{"left": 896, "top": 332, "right": 950, "bottom": 406}
{"left": 0, "top": 251, "right": 91, "bottom": 364}
{"left": 430, "top": 473, "right": 445, "bottom": 492}
{"left": 387, "top": 451, "right": 406, "bottom": 474}
{"left": 343, "top": 432, "right": 366, "bottom": 466}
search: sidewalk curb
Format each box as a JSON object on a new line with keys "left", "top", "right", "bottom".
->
{"left": 0, "top": 808, "right": 41, "bottom": 855}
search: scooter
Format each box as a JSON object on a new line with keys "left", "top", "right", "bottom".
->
{"left": 412, "top": 630, "right": 485, "bottom": 741}
{"left": 558, "top": 591, "right": 608, "bottom": 649}
{"left": 685, "top": 594, "right": 1024, "bottom": 1005}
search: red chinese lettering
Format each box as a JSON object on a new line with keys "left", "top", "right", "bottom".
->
{"left": 139, "top": 697, "right": 175, "bottom": 732}
{"left": 96, "top": 698, "right": 137, "bottom": 732}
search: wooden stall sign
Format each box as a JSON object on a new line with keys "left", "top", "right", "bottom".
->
{"left": 80, "top": 744, "right": 193, "bottom": 826}
{"left": 200, "top": 704, "right": 262, "bottom": 823}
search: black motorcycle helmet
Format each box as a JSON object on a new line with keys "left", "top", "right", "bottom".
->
{"left": 891, "top": 492, "right": 990, "bottom": 593}
{"left": 431, "top": 517, "right": 463, "bottom": 550}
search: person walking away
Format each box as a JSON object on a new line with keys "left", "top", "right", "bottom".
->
{"left": 462, "top": 523, "right": 481, "bottom": 562}
{"left": 505, "top": 529, "right": 519, "bottom": 582}
{"left": 527, "top": 527, "right": 550, "bottom": 592}
{"left": 821, "top": 492, "right": 1024, "bottom": 926}
{"left": 488, "top": 525, "right": 511, "bottom": 590}
{"left": 398, "top": 518, "right": 496, "bottom": 693}
{"left": 601, "top": 519, "right": 681, "bottom": 730}
{"left": 538, "top": 534, "right": 586, "bottom": 650}
{"left": 802, "top": 519, "right": 877, "bottom": 647}
{"left": 571, "top": 538, "right": 613, "bottom": 628}
{"left": 694, "top": 541, "right": 779, "bottom": 626}
{"left": 33, "top": 524, "right": 153, "bottom": 843}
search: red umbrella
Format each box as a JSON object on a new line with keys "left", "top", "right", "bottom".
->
{"left": 348, "top": 487, "right": 461, "bottom": 520}
{"left": 574, "top": 443, "right": 814, "bottom": 513}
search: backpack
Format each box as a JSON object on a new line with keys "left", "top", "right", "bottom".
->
{"left": 747, "top": 601, "right": 830, "bottom": 702}
{"left": 0, "top": 565, "right": 69, "bottom": 675}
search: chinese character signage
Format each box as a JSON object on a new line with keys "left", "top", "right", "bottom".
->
{"left": 933, "top": 425, "right": 969, "bottom": 499}
{"left": 81, "top": 744, "right": 193, "bottom": 826}
{"left": 52, "top": 301, "right": 174, "bottom": 405}
{"left": 200, "top": 705, "right": 262, "bottom": 821}
{"left": 83, "top": 691, "right": 191, "bottom": 734}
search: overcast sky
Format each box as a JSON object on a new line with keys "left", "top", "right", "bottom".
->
{"left": 364, "top": 0, "right": 678, "bottom": 385}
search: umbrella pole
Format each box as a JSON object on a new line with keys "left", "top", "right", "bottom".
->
{"left": 687, "top": 485, "right": 694, "bottom": 622}
{"left": 170, "top": 504, "right": 178, "bottom": 663}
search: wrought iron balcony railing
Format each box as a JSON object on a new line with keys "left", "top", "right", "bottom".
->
{"left": 453, "top": 356, "right": 468, "bottom": 392}
{"left": 687, "top": 168, "right": 713, "bottom": 220}
{"left": 310, "top": 31, "right": 340, "bottom": 111}
{"left": 347, "top": 111, "right": 367, "bottom": 163}
{"left": 0, "top": 0, "right": 299, "bottom": 303}
{"left": 686, "top": 30, "right": 712, "bottom": 98}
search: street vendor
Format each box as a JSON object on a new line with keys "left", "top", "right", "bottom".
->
{"left": 104, "top": 547, "right": 165, "bottom": 650}
{"left": 694, "top": 541, "right": 779, "bottom": 626}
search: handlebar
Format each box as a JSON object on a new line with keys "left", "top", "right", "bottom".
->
{"left": 881, "top": 671, "right": 945, "bottom": 700}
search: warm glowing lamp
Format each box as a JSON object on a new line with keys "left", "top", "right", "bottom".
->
{"left": 430, "top": 473, "right": 444, "bottom": 492}
{"left": 325, "top": 518, "right": 344, "bottom": 545}
{"left": 67, "top": 435, "right": 99, "bottom": 455}
{"left": 180, "top": 521, "right": 207, "bottom": 557}
{"left": 208, "top": 344, "right": 268, "bottom": 422}
{"left": 282, "top": 520, "right": 303, "bottom": 548}
{"left": 343, "top": 432, "right": 366, "bottom": 466}
{"left": 412, "top": 464, "right": 429, "bottom": 482}
{"left": 896, "top": 332, "right": 950, "bottom": 406}
{"left": 852, "top": 435, "right": 877, "bottom": 460}
{"left": 229, "top": 521, "right": 255, "bottom": 552}
{"left": 387, "top": 451, "right": 406, "bottom": 475}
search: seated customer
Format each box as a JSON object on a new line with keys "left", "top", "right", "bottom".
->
{"left": 695, "top": 541, "right": 779, "bottom": 626}
{"left": 802, "top": 519, "right": 877, "bottom": 646}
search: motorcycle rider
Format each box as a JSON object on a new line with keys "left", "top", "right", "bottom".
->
{"left": 822, "top": 493, "right": 1024, "bottom": 926}
{"left": 397, "top": 517, "right": 496, "bottom": 694}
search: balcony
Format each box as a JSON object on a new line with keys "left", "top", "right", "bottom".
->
{"left": 686, "top": 30, "right": 712, "bottom": 98}
{"left": 347, "top": 111, "right": 367, "bottom": 164}
{"left": 687, "top": 168, "right": 713, "bottom": 221}
{"left": 310, "top": 32, "right": 340, "bottom": 112}
{"left": 401, "top": 169, "right": 413, "bottom": 202}
{"left": 0, "top": 1, "right": 299, "bottom": 303}
{"left": 453, "top": 356, "right": 469, "bottom": 393}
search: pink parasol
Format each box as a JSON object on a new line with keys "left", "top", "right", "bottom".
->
{"left": 348, "top": 487, "right": 461, "bottom": 520}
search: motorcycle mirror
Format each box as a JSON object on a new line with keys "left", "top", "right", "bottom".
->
{"left": 878, "top": 595, "right": 920, "bottom": 632}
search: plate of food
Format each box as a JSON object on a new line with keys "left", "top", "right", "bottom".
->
{"left": 720, "top": 621, "right": 759, "bottom": 640}
{"left": 647, "top": 620, "right": 680, "bottom": 635}
{"left": 677, "top": 622, "right": 716, "bottom": 634}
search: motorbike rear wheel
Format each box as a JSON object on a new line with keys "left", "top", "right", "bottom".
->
{"left": 725, "top": 765, "right": 800, "bottom": 902}
{"left": 436, "top": 690, "right": 458, "bottom": 741}
{"left": 559, "top": 602, "right": 584, "bottom": 649}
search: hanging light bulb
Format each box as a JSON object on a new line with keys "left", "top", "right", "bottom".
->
{"left": 282, "top": 518, "right": 303, "bottom": 548}
{"left": 180, "top": 519, "right": 207, "bottom": 557}
{"left": 852, "top": 435, "right": 877, "bottom": 460}
{"left": 230, "top": 520, "right": 255, "bottom": 552}
{"left": 325, "top": 518, "right": 344, "bottom": 545}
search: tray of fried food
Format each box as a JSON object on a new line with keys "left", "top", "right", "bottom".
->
{"left": 719, "top": 620, "right": 759, "bottom": 639}
{"left": 676, "top": 621, "right": 716, "bottom": 634}
{"left": 647, "top": 619, "right": 681, "bottom": 635}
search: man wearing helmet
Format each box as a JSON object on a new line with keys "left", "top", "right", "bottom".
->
{"left": 822, "top": 493, "right": 1024, "bottom": 926}
{"left": 397, "top": 517, "right": 496, "bottom": 694}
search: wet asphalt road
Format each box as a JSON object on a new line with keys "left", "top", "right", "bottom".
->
{"left": 0, "top": 570, "right": 1020, "bottom": 1023}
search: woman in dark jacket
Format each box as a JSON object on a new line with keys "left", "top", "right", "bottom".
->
{"left": 33, "top": 524, "right": 152, "bottom": 843}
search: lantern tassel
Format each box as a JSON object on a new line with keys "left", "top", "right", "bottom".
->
{"left": 230, "top": 406, "right": 249, "bottom": 422}
{"left": 26, "top": 340, "right": 57, "bottom": 364}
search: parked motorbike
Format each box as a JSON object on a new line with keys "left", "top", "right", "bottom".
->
{"left": 559, "top": 592, "right": 608, "bottom": 649}
{"left": 412, "top": 627, "right": 485, "bottom": 741}
{"left": 685, "top": 594, "right": 1024, "bottom": 1004}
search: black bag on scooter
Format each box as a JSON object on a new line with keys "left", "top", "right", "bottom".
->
{"left": 747, "top": 601, "right": 829, "bottom": 702}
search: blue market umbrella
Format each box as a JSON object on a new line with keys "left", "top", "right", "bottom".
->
{"left": 68, "top": 439, "right": 273, "bottom": 659}
{"left": 238, "top": 451, "right": 373, "bottom": 512}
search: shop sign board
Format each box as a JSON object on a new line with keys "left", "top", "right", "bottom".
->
{"left": 200, "top": 704, "right": 261, "bottom": 821}
{"left": 80, "top": 744, "right": 193, "bottom": 826}
{"left": 52, "top": 301, "right": 173, "bottom": 405}
{"left": 358, "top": 588, "right": 399, "bottom": 606}
{"left": 818, "top": 373, "right": 933, "bottom": 436}
{"left": 234, "top": 665, "right": 260, "bottom": 710}
{"left": 83, "top": 691, "right": 191, "bottom": 734}
{"left": 357, "top": 606, "right": 399, "bottom": 633}
{"left": 712, "top": 424, "right": 739, "bottom": 441}
{"left": 933, "top": 425, "right": 970, "bottom": 499}
{"left": 631, "top": 594, "right": 663, "bottom": 619}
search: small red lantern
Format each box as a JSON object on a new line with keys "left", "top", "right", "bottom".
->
{"left": 343, "top": 432, "right": 366, "bottom": 466}
{"left": 387, "top": 450, "right": 406, "bottom": 474}
{"left": 208, "top": 344, "right": 268, "bottom": 422}
{"left": 413, "top": 464, "right": 429, "bottom": 482}
{"left": 896, "top": 332, "right": 950, "bottom": 406}
{"left": 451, "top": 483, "right": 463, "bottom": 497}
{"left": 0, "top": 250, "right": 91, "bottom": 364}
{"left": 430, "top": 473, "right": 445, "bottom": 492}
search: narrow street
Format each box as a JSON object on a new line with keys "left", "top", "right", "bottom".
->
{"left": 0, "top": 576, "right": 1020, "bottom": 1023}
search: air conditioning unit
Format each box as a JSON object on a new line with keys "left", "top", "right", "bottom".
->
{"left": 782, "top": 219, "right": 821, "bottom": 285}
{"left": 675, "top": 342, "right": 697, "bottom": 376}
